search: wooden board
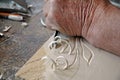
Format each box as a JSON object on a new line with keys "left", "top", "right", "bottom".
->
{"left": 15, "top": 35, "right": 120, "bottom": 80}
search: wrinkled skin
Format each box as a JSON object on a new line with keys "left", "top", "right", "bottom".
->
{"left": 43, "top": 0, "right": 120, "bottom": 56}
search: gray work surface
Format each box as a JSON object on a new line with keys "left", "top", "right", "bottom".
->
{"left": 0, "top": 0, "right": 53, "bottom": 80}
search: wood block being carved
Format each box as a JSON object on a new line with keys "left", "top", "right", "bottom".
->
{"left": 16, "top": 35, "right": 120, "bottom": 80}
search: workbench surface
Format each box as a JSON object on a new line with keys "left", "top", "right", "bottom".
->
{"left": 0, "top": 0, "right": 53, "bottom": 79}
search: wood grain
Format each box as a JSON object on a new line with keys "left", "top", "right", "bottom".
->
{"left": 15, "top": 36, "right": 53, "bottom": 80}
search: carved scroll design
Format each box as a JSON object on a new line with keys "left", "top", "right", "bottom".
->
{"left": 42, "top": 36, "right": 94, "bottom": 71}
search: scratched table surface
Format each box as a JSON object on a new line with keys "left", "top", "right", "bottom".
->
{"left": 0, "top": 0, "right": 53, "bottom": 80}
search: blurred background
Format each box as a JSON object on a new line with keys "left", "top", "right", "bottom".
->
{"left": 0, "top": 0, "right": 53, "bottom": 80}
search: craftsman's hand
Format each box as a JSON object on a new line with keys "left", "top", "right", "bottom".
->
{"left": 43, "top": 0, "right": 120, "bottom": 56}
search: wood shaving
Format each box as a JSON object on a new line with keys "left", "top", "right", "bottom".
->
{"left": 3, "top": 26, "right": 12, "bottom": 32}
